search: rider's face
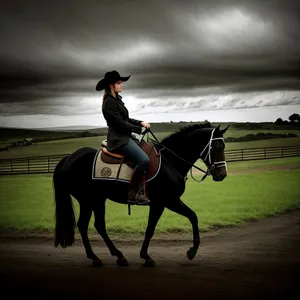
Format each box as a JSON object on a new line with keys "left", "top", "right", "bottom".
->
{"left": 111, "top": 80, "right": 123, "bottom": 93}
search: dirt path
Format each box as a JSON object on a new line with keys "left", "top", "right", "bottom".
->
{"left": 1, "top": 210, "right": 300, "bottom": 300}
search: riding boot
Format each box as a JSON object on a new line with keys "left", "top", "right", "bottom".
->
{"left": 127, "top": 168, "right": 150, "bottom": 205}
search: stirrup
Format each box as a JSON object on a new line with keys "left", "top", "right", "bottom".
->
{"left": 127, "top": 177, "right": 150, "bottom": 205}
{"left": 136, "top": 194, "right": 150, "bottom": 205}
{"left": 127, "top": 194, "right": 150, "bottom": 206}
{"left": 127, "top": 186, "right": 150, "bottom": 205}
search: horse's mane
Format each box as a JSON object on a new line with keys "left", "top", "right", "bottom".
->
{"left": 159, "top": 123, "right": 213, "bottom": 148}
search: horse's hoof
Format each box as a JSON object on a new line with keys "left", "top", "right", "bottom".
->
{"left": 117, "top": 257, "right": 129, "bottom": 267}
{"left": 187, "top": 248, "right": 197, "bottom": 260}
{"left": 92, "top": 259, "right": 103, "bottom": 267}
{"left": 144, "top": 258, "right": 156, "bottom": 267}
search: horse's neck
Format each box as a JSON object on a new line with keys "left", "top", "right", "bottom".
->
{"left": 161, "top": 138, "right": 202, "bottom": 178}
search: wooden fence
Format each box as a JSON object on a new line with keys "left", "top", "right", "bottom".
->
{"left": 0, "top": 145, "right": 299, "bottom": 176}
{"left": 0, "top": 153, "right": 69, "bottom": 176}
{"left": 224, "top": 144, "right": 300, "bottom": 162}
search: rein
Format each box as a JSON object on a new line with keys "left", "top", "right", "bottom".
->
{"left": 142, "top": 128, "right": 226, "bottom": 182}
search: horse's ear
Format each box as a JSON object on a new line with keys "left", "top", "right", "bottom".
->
{"left": 215, "top": 124, "right": 220, "bottom": 133}
{"left": 220, "top": 125, "right": 230, "bottom": 135}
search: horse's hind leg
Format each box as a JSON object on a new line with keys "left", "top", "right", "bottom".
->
{"left": 77, "top": 202, "right": 102, "bottom": 267}
{"left": 93, "top": 200, "right": 128, "bottom": 266}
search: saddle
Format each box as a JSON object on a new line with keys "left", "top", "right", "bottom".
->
{"left": 100, "top": 139, "right": 160, "bottom": 181}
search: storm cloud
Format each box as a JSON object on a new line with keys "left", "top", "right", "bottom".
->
{"left": 0, "top": 0, "right": 300, "bottom": 125}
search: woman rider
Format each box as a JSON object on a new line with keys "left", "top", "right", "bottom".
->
{"left": 96, "top": 70, "right": 150, "bottom": 205}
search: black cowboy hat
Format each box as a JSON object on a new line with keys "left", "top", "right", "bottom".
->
{"left": 96, "top": 70, "right": 131, "bottom": 91}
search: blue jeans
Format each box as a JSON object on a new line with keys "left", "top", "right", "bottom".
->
{"left": 117, "top": 138, "right": 150, "bottom": 172}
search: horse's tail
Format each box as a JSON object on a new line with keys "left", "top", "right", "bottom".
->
{"left": 53, "top": 155, "right": 76, "bottom": 248}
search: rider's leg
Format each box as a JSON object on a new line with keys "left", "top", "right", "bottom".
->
{"left": 117, "top": 138, "right": 150, "bottom": 204}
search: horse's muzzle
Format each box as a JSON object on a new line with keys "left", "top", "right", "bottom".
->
{"left": 212, "top": 170, "right": 227, "bottom": 181}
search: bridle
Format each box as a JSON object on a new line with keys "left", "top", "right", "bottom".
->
{"left": 143, "top": 128, "right": 227, "bottom": 182}
{"left": 190, "top": 128, "right": 227, "bottom": 182}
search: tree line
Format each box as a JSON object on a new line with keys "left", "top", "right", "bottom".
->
{"left": 275, "top": 113, "right": 300, "bottom": 124}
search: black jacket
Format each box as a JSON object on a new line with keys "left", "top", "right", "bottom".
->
{"left": 102, "top": 93, "right": 143, "bottom": 151}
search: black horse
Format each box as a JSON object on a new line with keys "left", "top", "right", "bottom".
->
{"left": 53, "top": 123, "right": 229, "bottom": 267}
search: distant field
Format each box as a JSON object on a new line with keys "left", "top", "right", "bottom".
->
{"left": 0, "top": 157, "right": 299, "bottom": 234}
{"left": 0, "top": 135, "right": 107, "bottom": 159}
{"left": 1, "top": 121, "right": 299, "bottom": 140}
{"left": 0, "top": 139, "right": 18, "bottom": 148}
{"left": 0, "top": 123, "right": 299, "bottom": 159}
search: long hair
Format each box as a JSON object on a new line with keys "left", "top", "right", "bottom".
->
{"left": 102, "top": 85, "right": 118, "bottom": 104}
{"left": 102, "top": 87, "right": 111, "bottom": 103}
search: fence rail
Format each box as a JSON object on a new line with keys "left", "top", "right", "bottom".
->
{"left": 0, "top": 145, "right": 299, "bottom": 176}
{"left": 225, "top": 144, "right": 300, "bottom": 162}
{"left": 0, "top": 153, "right": 69, "bottom": 175}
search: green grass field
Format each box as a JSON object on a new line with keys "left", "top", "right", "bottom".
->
{"left": 1, "top": 157, "right": 299, "bottom": 235}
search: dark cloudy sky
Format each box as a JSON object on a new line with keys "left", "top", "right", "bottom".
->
{"left": 1, "top": 0, "right": 300, "bottom": 128}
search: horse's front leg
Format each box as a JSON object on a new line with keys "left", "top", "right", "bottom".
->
{"left": 166, "top": 199, "right": 200, "bottom": 260}
{"left": 140, "top": 203, "right": 165, "bottom": 267}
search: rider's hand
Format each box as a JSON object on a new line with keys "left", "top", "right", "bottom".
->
{"left": 141, "top": 121, "right": 150, "bottom": 129}
{"left": 141, "top": 127, "right": 148, "bottom": 134}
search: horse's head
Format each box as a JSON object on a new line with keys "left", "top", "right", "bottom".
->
{"left": 158, "top": 123, "right": 229, "bottom": 182}
{"left": 198, "top": 125, "right": 229, "bottom": 182}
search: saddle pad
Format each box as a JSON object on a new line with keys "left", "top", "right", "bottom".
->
{"left": 92, "top": 148, "right": 162, "bottom": 183}
{"left": 92, "top": 149, "right": 133, "bottom": 183}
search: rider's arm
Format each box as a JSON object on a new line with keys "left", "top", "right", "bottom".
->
{"left": 128, "top": 117, "right": 143, "bottom": 127}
